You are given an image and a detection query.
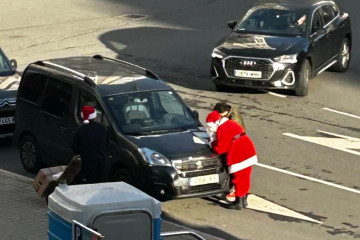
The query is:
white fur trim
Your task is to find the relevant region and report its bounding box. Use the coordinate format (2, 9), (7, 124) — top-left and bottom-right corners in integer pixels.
(88, 111), (97, 120)
(229, 155), (258, 174)
(206, 122), (216, 128)
(218, 117), (228, 126)
(83, 120), (89, 124)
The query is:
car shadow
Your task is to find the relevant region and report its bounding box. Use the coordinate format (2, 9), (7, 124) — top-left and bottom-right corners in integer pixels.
(99, 27), (217, 91)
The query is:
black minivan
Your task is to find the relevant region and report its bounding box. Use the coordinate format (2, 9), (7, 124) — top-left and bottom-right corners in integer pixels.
(14, 55), (229, 199)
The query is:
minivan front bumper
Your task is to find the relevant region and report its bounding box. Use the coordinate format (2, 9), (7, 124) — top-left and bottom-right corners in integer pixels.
(150, 164), (230, 199)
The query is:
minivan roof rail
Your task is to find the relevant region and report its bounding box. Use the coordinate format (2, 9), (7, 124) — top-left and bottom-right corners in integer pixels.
(34, 61), (96, 87)
(92, 55), (160, 80)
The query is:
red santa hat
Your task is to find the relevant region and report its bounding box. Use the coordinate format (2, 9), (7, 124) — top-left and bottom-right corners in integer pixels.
(206, 110), (221, 125)
(81, 105), (97, 124)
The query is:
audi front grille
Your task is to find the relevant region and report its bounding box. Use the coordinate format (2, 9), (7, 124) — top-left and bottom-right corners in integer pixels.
(224, 57), (274, 80)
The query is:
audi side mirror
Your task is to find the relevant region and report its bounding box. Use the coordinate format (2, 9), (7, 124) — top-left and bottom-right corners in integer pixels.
(227, 21), (237, 30)
(10, 59), (17, 71)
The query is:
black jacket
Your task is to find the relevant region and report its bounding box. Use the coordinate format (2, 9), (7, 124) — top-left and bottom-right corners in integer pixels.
(72, 121), (109, 163)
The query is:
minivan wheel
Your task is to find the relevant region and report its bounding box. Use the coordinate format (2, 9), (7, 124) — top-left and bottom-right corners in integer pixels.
(294, 60), (310, 96)
(19, 135), (43, 173)
(330, 38), (351, 72)
(111, 168), (134, 185)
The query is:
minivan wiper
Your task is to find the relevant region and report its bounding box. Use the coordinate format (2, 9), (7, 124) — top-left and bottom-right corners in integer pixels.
(126, 131), (152, 136)
(150, 128), (183, 134)
(126, 129), (184, 136)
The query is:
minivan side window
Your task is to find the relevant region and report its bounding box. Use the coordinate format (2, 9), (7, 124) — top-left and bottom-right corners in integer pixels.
(78, 91), (109, 126)
(19, 71), (47, 105)
(42, 78), (72, 118)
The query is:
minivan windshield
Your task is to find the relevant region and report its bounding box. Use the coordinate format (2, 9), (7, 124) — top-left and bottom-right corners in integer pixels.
(235, 8), (309, 36)
(104, 90), (198, 135)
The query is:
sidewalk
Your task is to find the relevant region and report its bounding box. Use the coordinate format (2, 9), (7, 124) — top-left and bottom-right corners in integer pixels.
(0, 169), (223, 240)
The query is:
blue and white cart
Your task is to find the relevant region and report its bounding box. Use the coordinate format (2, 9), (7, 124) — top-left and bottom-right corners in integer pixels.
(47, 182), (162, 240)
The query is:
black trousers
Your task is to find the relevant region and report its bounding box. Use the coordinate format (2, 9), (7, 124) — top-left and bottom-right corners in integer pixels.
(81, 160), (104, 184)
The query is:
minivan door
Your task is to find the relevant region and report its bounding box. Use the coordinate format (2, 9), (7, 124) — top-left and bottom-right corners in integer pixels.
(39, 76), (76, 165)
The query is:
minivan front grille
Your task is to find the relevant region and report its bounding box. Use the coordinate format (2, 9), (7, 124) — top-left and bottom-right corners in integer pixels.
(224, 57), (273, 80)
(172, 157), (221, 173)
(184, 169), (218, 178)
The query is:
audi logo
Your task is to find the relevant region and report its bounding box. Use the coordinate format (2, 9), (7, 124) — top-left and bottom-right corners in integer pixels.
(240, 60), (257, 66)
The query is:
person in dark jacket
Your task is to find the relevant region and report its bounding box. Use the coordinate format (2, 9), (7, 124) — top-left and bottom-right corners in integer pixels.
(72, 105), (109, 184)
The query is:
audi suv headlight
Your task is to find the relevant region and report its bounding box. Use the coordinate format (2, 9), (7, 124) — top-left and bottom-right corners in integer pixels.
(211, 48), (226, 59)
(274, 54), (298, 64)
(139, 147), (172, 166)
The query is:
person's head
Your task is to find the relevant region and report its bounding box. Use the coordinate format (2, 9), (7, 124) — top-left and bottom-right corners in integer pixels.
(81, 105), (97, 124)
(213, 102), (232, 118)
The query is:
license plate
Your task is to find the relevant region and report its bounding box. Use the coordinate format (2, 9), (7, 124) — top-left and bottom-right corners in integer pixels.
(189, 174), (219, 186)
(234, 70), (262, 79)
(0, 116), (15, 125)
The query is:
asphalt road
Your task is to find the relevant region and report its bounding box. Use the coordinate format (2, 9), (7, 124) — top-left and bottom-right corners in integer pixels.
(0, 0), (359, 239)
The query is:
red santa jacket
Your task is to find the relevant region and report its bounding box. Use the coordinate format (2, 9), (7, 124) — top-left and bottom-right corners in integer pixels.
(211, 118), (257, 174)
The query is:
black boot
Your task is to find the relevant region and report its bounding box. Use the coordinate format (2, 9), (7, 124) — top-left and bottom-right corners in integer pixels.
(242, 194), (248, 208)
(226, 197), (243, 210)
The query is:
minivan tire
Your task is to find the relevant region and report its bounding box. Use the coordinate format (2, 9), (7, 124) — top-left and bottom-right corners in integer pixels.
(330, 38), (351, 72)
(294, 60), (310, 96)
(19, 135), (43, 173)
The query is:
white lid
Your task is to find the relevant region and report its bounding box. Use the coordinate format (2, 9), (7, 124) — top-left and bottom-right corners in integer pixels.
(48, 182), (161, 224)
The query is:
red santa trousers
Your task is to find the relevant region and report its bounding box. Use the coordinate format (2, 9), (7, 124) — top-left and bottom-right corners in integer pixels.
(211, 119), (257, 198)
(228, 134), (257, 198)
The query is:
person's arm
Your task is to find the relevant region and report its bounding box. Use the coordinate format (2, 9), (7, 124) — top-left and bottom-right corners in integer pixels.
(211, 126), (232, 154)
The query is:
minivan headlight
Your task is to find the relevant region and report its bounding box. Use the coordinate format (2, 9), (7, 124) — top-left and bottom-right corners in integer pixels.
(138, 147), (172, 166)
(211, 48), (226, 59)
(274, 54), (298, 64)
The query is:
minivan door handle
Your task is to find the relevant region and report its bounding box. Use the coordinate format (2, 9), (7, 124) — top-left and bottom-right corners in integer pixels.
(60, 125), (68, 132)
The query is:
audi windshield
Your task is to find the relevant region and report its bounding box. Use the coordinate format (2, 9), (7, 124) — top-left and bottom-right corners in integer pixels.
(235, 8), (309, 36)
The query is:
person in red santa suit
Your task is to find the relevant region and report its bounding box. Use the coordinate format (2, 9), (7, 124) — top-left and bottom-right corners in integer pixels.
(211, 102), (258, 210)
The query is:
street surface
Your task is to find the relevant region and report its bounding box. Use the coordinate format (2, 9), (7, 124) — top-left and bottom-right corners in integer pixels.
(0, 0), (359, 239)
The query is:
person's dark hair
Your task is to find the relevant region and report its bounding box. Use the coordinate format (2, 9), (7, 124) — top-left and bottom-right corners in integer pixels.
(213, 102), (231, 115)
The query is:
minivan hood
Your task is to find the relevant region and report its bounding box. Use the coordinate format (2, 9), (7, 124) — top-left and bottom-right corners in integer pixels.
(217, 33), (308, 58)
(125, 131), (217, 160)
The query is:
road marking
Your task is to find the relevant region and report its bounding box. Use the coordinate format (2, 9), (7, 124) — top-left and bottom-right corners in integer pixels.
(322, 107), (360, 119)
(209, 194), (322, 224)
(257, 163), (360, 195)
(247, 194), (322, 224)
(283, 131), (360, 156)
